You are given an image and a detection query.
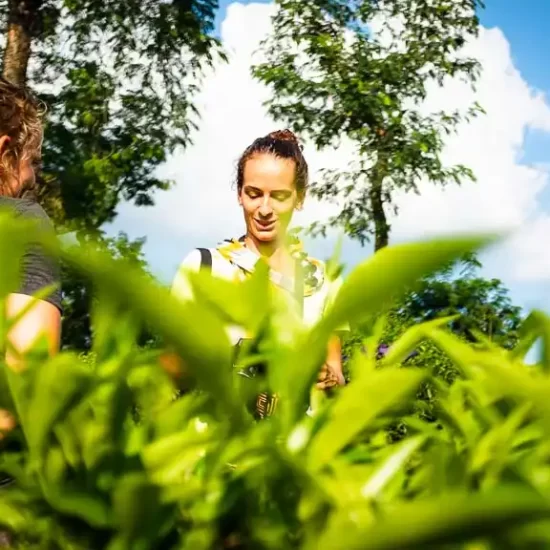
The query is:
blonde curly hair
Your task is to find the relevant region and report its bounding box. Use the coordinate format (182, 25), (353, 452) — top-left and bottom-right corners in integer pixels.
(0, 77), (45, 197)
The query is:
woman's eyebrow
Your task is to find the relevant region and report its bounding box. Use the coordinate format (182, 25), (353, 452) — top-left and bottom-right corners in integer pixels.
(244, 185), (292, 195)
(244, 185), (262, 193)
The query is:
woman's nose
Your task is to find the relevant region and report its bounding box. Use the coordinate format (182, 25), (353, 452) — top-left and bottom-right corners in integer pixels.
(258, 196), (273, 217)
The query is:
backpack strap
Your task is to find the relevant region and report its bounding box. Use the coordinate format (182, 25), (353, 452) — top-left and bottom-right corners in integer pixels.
(197, 248), (212, 274)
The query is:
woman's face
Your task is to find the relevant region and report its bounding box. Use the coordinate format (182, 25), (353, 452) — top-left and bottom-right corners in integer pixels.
(239, 153), (302, 244)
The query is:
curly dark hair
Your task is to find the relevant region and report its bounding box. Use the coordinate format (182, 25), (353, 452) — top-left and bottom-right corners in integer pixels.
(236, 129), (309, 200)
(0, 77), (45, 197)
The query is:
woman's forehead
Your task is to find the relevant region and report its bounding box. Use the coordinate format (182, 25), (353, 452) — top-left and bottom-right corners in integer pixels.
(243, 154), (296, 190)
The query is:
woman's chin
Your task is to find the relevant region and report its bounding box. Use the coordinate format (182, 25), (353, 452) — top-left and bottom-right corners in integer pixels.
(252, 229), (278, 243)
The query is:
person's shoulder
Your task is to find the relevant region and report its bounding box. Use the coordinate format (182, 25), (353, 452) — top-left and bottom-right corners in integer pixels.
(0, 197), (47, 216)
(178, 248), (203, 272)
(171, 247), (219, 300)
(0, 197), (53, 225)
(178, 246), (231, 272)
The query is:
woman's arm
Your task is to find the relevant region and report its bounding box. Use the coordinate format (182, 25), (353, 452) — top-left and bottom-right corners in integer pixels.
(6, 293), (61, 370)
(1, 202), (62, 437)
(1, 294), (61, 439)
(316, 334), (345, 389)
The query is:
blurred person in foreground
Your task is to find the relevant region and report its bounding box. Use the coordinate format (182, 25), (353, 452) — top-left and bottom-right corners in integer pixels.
(162, 129), (346, 418)
(0, 77), (62, 439)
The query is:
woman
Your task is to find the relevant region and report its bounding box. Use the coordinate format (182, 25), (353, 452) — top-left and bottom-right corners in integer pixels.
(0, 77), (62, 436)
(167, 130), (345, 413)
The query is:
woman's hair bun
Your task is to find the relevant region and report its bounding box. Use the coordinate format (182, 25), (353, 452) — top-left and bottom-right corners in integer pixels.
(267, 129), (300, 145)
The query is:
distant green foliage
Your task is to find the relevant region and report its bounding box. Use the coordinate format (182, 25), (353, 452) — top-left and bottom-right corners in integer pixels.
(61, 231), (155, 351)
(2, 213), (550, 549)
(344, 253), (522, 372)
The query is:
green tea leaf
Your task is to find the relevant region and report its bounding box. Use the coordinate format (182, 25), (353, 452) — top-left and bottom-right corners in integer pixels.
(361, 435), (427, 499)
(187, 260), (270, 331)
(59, 243), (246, 426)
(316, 486), (550, 550)
(511, 310), (550, 367)
(0, 499), (27, 530)
(39, 485), (111, 528)
(24, 353), (93, 457)
(470, 403), (531, 485)
(109, 473), (169, 550)
(381, 316), (459, 366)
(307, 368), (426, 470)
(323, 235), (498, 331)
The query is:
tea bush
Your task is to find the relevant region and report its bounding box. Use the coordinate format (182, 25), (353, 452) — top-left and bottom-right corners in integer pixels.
(1, 210), (550, 549)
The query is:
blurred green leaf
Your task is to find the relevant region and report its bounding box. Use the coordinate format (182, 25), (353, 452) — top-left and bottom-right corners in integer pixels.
(361, 435), (427, 499)
(58, 243), (247, 427)
(23, 353), (93, 457)
(307, 368), (426, 470)
(109, 473), (169, 550)
(316, 486), (550, 550)
(324, 236), (497, 330)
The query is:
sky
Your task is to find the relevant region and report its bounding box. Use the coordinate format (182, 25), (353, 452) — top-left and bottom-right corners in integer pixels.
(108, 0), (550, 317)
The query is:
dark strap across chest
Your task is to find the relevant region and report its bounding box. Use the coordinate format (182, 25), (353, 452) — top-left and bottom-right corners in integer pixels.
(197, 248), (212, 273)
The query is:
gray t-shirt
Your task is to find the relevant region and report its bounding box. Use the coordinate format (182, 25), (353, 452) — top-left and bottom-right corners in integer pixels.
(0, 197), (62, 312)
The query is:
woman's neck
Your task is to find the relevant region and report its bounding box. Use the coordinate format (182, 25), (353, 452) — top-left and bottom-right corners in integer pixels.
(244, 234), (293, 277)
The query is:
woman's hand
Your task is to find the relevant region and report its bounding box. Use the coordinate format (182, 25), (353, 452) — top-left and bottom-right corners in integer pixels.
(316, 334), (346, 390)
(316, 362), (345, 390)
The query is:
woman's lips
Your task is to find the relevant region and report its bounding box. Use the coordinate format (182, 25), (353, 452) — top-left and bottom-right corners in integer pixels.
(254, 218), (276, 230)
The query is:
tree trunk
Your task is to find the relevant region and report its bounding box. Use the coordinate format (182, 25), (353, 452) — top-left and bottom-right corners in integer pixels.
(2, 0), (42, 86)
(369, 161), (390, 251)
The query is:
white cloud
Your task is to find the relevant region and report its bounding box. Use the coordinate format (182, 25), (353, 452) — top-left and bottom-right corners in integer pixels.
(391, 27), (550, 244)
(491, 214), (550, 282)
(110, 3), (550, 287)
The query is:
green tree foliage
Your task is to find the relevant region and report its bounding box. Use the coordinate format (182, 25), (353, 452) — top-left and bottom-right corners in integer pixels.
(2, 213), (550, 549)
(389, 254), (522, 348)
(253, 0), (484, 250)
(1, 0), (224, 229)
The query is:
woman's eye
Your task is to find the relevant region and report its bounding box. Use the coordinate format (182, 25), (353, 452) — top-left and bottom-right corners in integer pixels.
(272, 193), (291, 201)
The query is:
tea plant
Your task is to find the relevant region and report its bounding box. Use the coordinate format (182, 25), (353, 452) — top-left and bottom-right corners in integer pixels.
(0, 210), (549, 549)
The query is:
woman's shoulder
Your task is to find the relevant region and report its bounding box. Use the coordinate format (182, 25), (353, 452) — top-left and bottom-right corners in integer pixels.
(177, 247), (229, 271)
(0, 197), (52, 223)
(178, 248), (203, 271)
(171, 246), (234, 300)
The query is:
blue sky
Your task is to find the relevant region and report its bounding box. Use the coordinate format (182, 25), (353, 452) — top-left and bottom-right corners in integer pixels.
(481, 0), (550, 167)
(111, 0), (550, 317)
(478, 0), (550, 313)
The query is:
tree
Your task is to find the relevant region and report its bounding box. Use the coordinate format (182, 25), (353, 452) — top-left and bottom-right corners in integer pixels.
(1, 0), (223, 230)
(253, 0), (484, 250)
(346, 254), (522, 362)
(391, 260), (521, 350)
